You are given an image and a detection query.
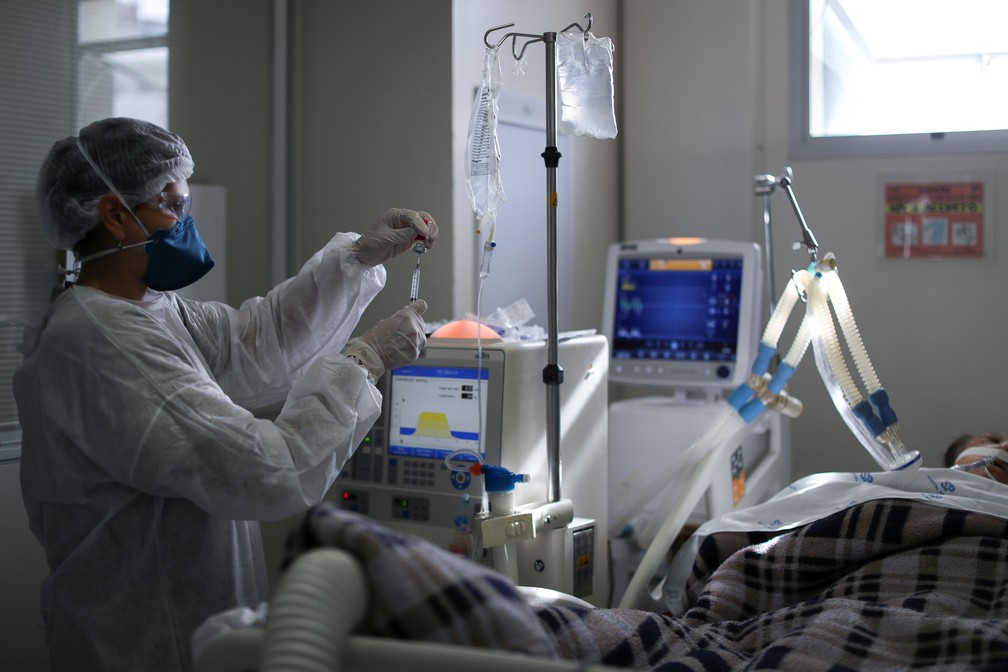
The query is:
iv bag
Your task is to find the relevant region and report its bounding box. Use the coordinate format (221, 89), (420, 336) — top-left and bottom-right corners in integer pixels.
(466, 46), (506, 234)
(557, 31), (618, 140)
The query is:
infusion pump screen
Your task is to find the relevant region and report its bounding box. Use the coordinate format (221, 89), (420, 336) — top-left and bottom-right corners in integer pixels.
(387, 364), (489, 461)
(612, 256), (744, 362)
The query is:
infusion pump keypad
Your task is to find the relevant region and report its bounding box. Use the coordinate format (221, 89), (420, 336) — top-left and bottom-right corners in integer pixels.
(336, 422), (480, 528)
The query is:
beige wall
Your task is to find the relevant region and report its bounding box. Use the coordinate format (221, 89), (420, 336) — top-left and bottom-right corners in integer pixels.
(289, 0), (455, 333)
(170, 0), (274, 306)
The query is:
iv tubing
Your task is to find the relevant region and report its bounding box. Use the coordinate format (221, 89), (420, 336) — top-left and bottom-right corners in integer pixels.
(474, 272), (491, 518)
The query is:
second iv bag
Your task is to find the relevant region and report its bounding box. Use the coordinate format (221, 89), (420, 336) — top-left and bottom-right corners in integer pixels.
(557, 30), (618, 140)
(466, 46), (506, 234)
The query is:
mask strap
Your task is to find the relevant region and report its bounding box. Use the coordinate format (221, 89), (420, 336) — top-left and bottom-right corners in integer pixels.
(75, 239), (149, 266)
(75, 138), (152, 239)
(958, 445), (1008, 463)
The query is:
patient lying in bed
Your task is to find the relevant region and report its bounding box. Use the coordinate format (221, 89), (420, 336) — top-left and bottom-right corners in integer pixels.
(945, 432), (1008, 483)
(277, 468), (1008, 671)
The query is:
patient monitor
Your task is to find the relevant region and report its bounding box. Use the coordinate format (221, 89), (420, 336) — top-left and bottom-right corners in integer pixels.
(603, 238), (761, 390)
(601, 238), (791, 605)
(335, 335), (610, 606)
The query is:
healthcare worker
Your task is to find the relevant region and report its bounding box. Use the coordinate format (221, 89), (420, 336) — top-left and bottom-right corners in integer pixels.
(14, 117), (437, 672)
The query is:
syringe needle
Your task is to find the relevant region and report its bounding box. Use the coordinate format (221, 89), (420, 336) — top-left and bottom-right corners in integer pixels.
(410, 234), (426, 303)
(409, 256), (421, 303)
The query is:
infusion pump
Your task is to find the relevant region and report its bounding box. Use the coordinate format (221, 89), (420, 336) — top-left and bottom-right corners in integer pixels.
(332, 335), (610, 606)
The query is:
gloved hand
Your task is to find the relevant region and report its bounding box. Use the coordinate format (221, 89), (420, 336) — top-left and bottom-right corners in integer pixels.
(352, 208), (438, 266)
(342, 300), (428, 381)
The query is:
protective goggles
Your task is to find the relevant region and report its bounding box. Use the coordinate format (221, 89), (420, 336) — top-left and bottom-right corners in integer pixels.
(141, 191), (192, 221)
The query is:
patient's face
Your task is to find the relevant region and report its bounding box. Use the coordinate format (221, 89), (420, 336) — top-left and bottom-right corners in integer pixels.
(954, 433), (1008, 484)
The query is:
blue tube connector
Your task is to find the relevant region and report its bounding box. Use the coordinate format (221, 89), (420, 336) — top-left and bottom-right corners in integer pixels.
(727, 382), (755, 411)
(751, 342), (776, 377)
(869, 388), (898, 428)
(729, 342), (777, 411)
(738, 397), (767, 423)
(852, 399), (886, 438)
(470, 464), (529, 493)
(767, 362), (796, 395)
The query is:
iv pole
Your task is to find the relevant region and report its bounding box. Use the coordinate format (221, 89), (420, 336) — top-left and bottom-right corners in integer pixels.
(484, 14), (593, 506)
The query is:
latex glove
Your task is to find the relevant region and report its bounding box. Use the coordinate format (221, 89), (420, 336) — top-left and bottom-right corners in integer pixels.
(352, 208), (438, 266)
(342, 300), (428, 381)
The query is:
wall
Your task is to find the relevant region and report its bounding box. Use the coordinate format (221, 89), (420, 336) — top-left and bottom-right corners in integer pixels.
(170, 0), (274, 306)
(0, 462), (48, 670)
(621, 0), (1008, 478)
(288, 0), (454, 333)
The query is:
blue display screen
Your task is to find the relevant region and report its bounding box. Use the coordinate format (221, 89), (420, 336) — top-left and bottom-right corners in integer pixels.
(387, 364), (489, 460)
(611, 256), (744, 363)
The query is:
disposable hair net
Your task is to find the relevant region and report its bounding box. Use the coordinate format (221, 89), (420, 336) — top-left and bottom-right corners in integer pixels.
(35, 117), (195, 250)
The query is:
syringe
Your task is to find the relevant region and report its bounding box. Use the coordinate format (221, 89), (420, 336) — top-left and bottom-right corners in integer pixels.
(409, 236), (426, 302)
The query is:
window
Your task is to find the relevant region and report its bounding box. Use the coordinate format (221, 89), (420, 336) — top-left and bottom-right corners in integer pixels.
(0, 0), (168, 461)
(790, 0), (1008, 157)
(78, 0), (169, 128)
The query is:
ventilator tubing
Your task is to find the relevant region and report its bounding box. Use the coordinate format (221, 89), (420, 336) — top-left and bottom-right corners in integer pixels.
(806, 270), (919, 471)
(609, 296), (807, 543)
(619, 262), (920, 609)
(611, 396), (736, 541)
(259, 549), (366, 672)
(760, 269), (813, 357)
(618, 401), (749, 609)
(727, 269), (813, 424)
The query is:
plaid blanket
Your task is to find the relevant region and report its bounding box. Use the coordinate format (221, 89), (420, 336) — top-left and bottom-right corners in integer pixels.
(282, 499), (1008, 670)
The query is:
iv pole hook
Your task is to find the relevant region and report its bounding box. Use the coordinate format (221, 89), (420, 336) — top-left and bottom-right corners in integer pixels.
(484, 23), (515, 49)
(561, 12), (593, 35)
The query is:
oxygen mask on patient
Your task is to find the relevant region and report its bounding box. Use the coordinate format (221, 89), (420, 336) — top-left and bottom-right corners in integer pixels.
(952, 440), (1008, 484)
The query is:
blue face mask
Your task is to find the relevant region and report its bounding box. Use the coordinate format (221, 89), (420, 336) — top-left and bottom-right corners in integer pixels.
(75, 212), (215, 292)
(141, 214), (215, 291)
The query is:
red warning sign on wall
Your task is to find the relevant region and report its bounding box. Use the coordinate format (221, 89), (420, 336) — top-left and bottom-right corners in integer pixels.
(883, 180), (985, 258)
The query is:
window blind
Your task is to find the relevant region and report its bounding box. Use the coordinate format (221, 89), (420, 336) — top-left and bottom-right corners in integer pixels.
(0, 1), (77, 438)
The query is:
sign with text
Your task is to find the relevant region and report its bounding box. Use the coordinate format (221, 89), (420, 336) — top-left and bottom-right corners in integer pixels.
(883, 180), (985, 258)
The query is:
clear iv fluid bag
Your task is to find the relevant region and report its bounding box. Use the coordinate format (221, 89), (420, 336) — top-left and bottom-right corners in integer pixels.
(557, 31), (618, 140)
(466, 46), (506, 233)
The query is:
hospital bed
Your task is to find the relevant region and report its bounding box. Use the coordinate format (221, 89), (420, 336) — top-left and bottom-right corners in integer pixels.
(194, 467), (1008, 671)
(194, 546), (621, 672)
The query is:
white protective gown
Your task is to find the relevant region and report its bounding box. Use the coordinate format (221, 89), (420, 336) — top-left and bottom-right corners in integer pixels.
(14, 232), (384, 672)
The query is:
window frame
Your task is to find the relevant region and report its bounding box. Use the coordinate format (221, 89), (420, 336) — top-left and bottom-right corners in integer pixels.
(788, 0), (1008, 159)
